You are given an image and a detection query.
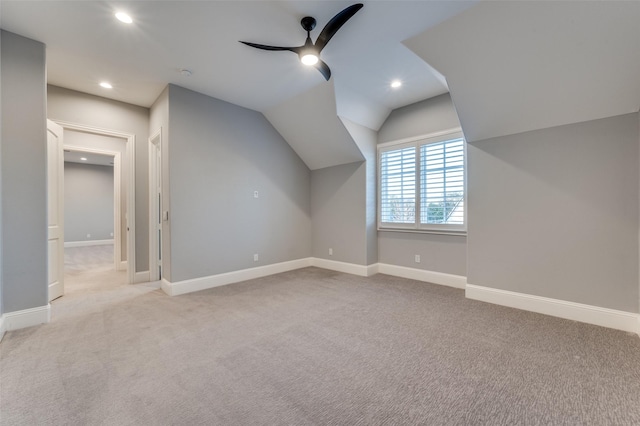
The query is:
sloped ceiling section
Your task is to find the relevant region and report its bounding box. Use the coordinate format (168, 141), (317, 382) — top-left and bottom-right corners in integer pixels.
(333, 82), (391, 132)
(405, 1), (640, 143)
(263, 81), (364, 170)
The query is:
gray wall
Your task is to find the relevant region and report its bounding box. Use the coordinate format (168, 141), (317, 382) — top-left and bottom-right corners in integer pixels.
(311, 162), (367, 265)
(64, 162), (114, 242)
(378, 93), (462, 144)
(377, 93), (467, 276)
(47, 85), (149, 272)
(0, 31), (48, 312)
(467, 113), (639, 313)
(310, 117), (380, 267)
(340, 118), (378, 265)
(166, 84), (311, 282)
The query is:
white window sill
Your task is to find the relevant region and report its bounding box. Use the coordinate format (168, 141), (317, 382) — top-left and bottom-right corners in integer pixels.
(378, 227), (467, 237)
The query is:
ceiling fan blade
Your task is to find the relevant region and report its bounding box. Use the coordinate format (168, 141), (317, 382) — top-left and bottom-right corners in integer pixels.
(315, 3), (363, 53)
(239, 41), (300, 53)
(314, 59), (331, 81)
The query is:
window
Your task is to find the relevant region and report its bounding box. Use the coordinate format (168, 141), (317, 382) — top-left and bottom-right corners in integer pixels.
(378, 130), (466, 234)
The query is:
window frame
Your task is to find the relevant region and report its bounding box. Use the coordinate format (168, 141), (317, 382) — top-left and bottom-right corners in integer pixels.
(377, 128), (467, 235)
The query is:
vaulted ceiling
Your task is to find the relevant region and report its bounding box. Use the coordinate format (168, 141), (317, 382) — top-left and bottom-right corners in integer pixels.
(2, 1), (639, 169)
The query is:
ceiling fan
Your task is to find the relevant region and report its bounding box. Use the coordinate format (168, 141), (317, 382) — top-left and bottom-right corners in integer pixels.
(239, 3), (364, 81)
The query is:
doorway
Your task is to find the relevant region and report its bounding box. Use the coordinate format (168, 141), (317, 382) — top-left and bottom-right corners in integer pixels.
(48, 120), (136, 301)
(63, 147), (121, 269)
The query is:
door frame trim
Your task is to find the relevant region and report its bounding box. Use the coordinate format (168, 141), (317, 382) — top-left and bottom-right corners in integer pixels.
(54, 120), (136, 285)
(47, 120), (65, 301)
(148, 128), (162, 282)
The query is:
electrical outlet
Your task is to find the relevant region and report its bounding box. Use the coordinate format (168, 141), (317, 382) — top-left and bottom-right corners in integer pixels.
(415, 254), (421, 263)
(86, 233), (91, 239)
(254, 253), (259, 262)
(110, 232), (114, 237)
(254, 191), (259, 198)
(329, 248), (333, 256)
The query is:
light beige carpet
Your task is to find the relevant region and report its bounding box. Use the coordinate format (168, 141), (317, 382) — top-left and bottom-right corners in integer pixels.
(1, 251), (640, 425)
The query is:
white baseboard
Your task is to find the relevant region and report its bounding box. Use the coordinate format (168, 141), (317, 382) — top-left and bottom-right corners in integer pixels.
(162, 258), (314, 296)
(161, 258), (464, 297)
(311, 258), (378, 277)
(117, 260), (127, 271)
(466, 284), (640, 334)
(64, 239), (114, 248)
(377, 263), (466, 289)
(134, 270), (150, 284)
(0, 315), (5, 343)
(2, 304), (51, 332)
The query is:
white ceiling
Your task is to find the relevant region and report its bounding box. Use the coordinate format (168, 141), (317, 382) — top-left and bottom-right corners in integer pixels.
(264, 81), (363, 170)
(0, 0), (475, 122)
(4, 1), (638, 168)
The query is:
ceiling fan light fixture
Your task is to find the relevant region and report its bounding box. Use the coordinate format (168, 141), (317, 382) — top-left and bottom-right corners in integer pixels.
(301, 53), (319, 66)
(240, 3), (363, 81)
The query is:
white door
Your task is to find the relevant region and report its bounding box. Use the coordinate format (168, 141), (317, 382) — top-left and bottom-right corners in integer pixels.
(149, 131), (162, 281)
(47, 120), (64, 301)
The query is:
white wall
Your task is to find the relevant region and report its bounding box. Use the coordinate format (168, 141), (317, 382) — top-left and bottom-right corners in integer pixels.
(164, 85), (311, 282)
(377, 93), (467, 276)
(467, 113), (639, 313)
(64, 162), (114, 243)
(47, 85), (149, 272)
(0, 31), (48, 313)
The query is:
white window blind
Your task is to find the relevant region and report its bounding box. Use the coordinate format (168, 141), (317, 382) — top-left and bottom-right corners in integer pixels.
(420, 138), (465, 225)
(378, 130), (466, 233)
(380, 147), (415, 224)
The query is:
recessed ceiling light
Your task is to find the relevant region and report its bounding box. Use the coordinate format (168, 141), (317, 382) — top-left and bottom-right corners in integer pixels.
(179, 69), (193, 77)
(80, 157), (88, 161)
(99, 82), (113, 89)
(391, 80), (402, 89)
(115, 12), (133, 24)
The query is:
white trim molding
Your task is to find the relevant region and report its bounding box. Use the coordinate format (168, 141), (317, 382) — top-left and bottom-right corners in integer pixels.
(466, 284), (640, 334)
(160, 259), (466, 297)
(2, 304), (51, 332)
(64, 239), (114, 248)
(161, 258), (314, 296)
(311, 258), (378, 277)
(134, 270), (150, 284)
(55, 120), (136, 285)
(0, 316), (5, 342)
(377, 263), (466, 289)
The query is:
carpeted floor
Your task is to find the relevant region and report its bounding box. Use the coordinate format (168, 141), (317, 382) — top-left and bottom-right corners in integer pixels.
(1, 249), (640, 425)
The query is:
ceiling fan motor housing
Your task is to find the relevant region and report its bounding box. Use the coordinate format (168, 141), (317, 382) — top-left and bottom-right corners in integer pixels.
(301, 16), (316, 32)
